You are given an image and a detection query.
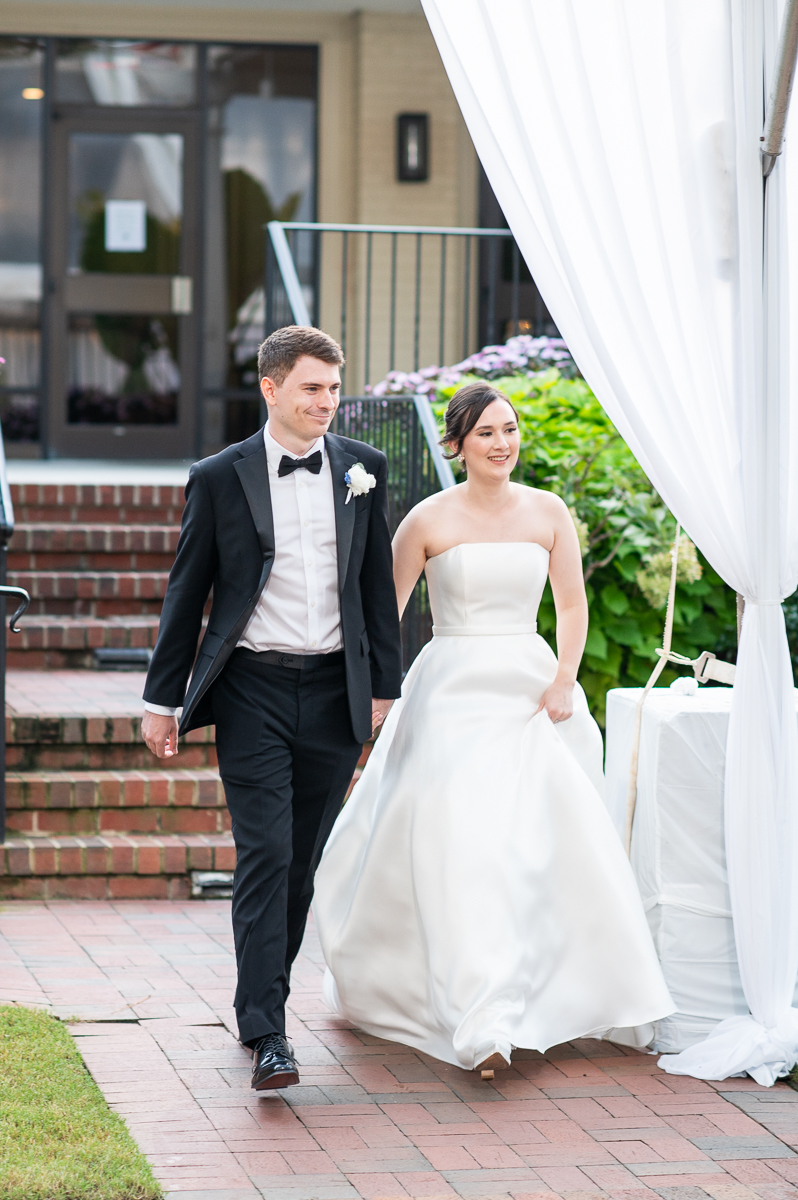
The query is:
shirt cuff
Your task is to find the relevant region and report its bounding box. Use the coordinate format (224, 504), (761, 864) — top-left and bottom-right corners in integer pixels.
(143, 702), (179, 717)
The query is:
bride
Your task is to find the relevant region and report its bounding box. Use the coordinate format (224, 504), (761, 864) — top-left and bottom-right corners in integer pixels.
(313, 383), (673, 1075)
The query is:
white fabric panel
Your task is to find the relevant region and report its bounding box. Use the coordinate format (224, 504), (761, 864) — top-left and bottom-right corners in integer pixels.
(606, 688), (798, 1054)
(420, 0), (798, 1082)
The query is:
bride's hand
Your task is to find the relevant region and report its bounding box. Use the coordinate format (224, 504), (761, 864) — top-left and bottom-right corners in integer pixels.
(536, 678), (574, 724)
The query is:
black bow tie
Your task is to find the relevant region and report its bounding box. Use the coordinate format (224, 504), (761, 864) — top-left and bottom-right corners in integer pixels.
(277, 451), (323, 478)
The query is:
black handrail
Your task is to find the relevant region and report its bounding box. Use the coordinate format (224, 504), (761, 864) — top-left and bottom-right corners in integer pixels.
(1, 588), (31, 634)
(0, 432), (30, 844)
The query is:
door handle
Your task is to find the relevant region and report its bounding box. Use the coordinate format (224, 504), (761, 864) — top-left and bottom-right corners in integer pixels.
(171, 277), (193, 314)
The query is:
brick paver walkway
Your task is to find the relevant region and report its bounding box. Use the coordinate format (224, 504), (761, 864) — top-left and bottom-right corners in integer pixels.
(2, 900), (797, 1200)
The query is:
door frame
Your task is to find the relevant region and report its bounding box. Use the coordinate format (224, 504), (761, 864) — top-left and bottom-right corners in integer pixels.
(45, 105), (201, 459)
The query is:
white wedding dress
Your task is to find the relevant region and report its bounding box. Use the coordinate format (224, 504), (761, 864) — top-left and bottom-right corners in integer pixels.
(313, 542), (673, 1069)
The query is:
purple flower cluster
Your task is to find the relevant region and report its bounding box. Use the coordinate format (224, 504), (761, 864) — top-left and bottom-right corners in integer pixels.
(366, 335), (575, 397)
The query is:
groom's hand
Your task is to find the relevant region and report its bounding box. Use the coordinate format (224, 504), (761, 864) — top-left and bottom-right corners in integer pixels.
(142, 711), (180, 758)
(371, 699), (393, 734)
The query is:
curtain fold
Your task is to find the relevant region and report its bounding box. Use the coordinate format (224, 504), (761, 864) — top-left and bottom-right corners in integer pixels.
(420, 0), (798, 1083)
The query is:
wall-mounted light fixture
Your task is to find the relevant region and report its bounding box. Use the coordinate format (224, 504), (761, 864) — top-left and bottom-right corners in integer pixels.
(397, 113), (429, 182)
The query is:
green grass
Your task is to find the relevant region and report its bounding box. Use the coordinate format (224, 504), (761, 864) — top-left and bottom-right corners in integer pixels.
(0, 1005), (162, 1200)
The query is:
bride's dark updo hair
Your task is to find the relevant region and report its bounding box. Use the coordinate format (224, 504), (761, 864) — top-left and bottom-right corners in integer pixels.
(441, 383), (519, 459)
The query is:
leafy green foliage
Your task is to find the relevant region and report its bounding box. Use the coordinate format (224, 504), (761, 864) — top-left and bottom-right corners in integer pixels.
(433, 369), (738, 726)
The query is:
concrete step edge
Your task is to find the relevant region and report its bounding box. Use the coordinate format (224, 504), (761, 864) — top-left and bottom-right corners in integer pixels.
(11, 617), (162, 651)
(6, 716), (215, 746)
(1, 833), (235, 878)
(10, 484), (186, 504)
(7, 769), (224, 810)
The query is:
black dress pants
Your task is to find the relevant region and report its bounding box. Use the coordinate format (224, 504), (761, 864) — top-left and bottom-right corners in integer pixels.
(212, 649), (362, 1047)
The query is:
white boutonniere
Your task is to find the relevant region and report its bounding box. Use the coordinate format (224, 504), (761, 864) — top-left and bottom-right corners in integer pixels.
(344, 462), (376, 505)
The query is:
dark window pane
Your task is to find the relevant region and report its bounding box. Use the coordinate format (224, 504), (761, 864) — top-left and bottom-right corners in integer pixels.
(0, 37), (44, 441)
(67, 313), (179, 425)
(207, 45), (316, 104)
(68, 131), (183, 274)
(225, 397), (261, 444)
(55, 40), (196, 107)
(204, 44), (317, 446)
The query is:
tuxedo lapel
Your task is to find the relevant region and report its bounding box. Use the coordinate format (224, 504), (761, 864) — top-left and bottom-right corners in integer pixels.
(234, 431), (275, 568)
(325, 434), (358, 594)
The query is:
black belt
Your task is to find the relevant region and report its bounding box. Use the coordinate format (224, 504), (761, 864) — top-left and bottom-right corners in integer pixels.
(235, 647), (345, 670)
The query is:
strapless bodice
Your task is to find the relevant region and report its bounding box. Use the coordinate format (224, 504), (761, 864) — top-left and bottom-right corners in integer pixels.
(424, 542), (550, 635)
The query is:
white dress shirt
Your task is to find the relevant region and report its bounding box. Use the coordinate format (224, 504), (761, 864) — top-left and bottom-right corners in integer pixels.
(144, 423), (342, 716)
(239, 424), (342, 655)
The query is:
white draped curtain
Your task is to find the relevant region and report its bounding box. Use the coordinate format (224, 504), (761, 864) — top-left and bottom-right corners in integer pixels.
(420, 0), (798, 1084)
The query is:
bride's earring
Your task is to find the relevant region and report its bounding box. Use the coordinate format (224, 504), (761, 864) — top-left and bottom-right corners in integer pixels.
(457, 454), (465, 465)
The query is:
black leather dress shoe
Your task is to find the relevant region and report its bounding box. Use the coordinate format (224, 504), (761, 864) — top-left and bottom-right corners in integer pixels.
(250, 1033), (300, 1090)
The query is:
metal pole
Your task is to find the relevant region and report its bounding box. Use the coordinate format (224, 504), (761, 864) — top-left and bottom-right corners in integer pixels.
(413, 232), (422, 371)
(364, 232), (373, 388)
(463, 236), (472, 358)
(438, 234), (447, 367)
(266, 222), (311, 326)
(389, 233), (398, 372)
(39, 39), (55, 458)
(511, 241), (520, 338)
(265, 233), (275, 337)
(762, 0), (798, 176)
(0, 542), (6, 844)
(340, 231), (348, 392)
(413, 395), (456, 490)
(194, 42), (208, 461)
(487, 237), (498, 344)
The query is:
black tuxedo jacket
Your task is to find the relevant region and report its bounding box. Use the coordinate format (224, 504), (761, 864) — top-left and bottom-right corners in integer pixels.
(143, 428), (403, 744)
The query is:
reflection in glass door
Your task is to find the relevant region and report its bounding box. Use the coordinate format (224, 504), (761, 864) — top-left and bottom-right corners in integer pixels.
(47, 111), (198, 457)
(67, 131), (182, 426)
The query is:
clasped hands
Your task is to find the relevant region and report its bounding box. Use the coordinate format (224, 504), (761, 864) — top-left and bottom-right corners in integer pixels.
(142, 698), (395, 760)
(371, 698), (393, 734)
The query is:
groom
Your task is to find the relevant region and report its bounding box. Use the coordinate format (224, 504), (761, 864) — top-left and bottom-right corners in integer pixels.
(141, 325), (402, 1089)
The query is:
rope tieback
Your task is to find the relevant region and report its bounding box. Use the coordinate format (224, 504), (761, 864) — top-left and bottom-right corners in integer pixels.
(624, 525), (737, 855)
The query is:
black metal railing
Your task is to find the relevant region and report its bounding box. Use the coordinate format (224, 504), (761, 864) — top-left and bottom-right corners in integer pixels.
(266, 222), (501, 672)
(332, 396), (442, 672)
(0, 432), (30, 843)
(264, 221), (521, 396)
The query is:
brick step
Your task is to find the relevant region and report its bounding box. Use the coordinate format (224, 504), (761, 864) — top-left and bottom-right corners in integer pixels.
(10, 571), (169, 600)
(7, 712), (216, 771)
(9, 553), (175, 573)
(7, 616), (161, 669)
(0, 832), (235, 900)
(10, 524), (180, 552)
(19, 598), (163, 618)
(10, 572), (167, 618)
(6, 769), (227, 836)
(10, 483), (185, 526)
(8, 523), (179, 572)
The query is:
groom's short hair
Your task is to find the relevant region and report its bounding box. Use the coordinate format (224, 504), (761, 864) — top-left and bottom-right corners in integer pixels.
(258, 326), (345, 385)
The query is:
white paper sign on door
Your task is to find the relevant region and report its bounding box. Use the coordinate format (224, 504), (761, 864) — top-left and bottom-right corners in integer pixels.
(105, 200), (147, 252)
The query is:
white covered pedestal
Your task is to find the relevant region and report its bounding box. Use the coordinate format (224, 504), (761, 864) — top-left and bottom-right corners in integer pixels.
(605, 687), (798, 1054)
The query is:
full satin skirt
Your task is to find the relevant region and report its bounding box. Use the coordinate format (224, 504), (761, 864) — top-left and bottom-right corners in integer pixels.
(313, 630), (674, 1070)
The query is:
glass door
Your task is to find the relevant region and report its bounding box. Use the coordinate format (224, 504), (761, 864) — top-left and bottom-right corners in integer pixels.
(46, 109), (199, 457)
